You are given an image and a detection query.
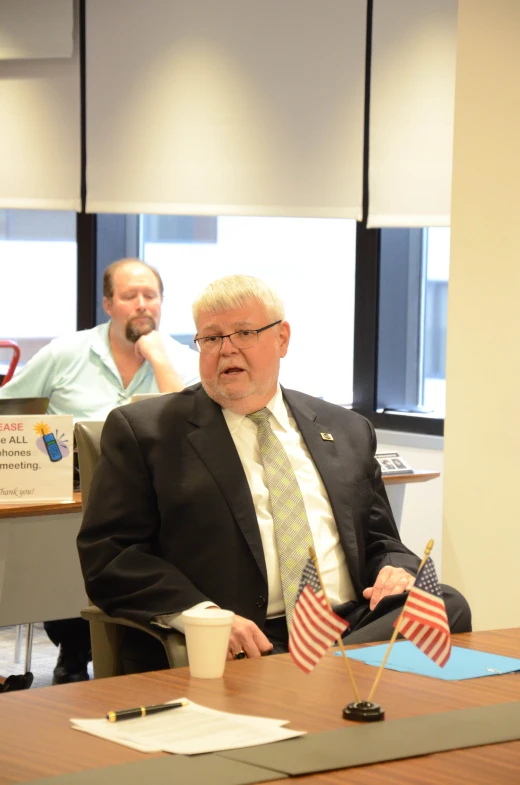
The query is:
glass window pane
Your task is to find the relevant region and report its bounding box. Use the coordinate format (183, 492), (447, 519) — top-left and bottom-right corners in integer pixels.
(376, 226), (449, 420)
(422, 227), (449, 417)
(140, 216), (356, 405)
(0, 210), (77, 378)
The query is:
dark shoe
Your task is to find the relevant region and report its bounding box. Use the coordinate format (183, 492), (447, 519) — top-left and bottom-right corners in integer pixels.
(52, 650), (89, 685)
(0, 672), (33, 692)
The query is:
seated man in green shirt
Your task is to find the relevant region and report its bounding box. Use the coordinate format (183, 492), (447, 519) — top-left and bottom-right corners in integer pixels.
(1, 259), (200, 418)
(0, 258), (199, 683)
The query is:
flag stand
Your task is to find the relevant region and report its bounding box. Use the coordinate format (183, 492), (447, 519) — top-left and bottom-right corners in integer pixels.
(364, 539), (435, 707)
(308, 548), (363, 707)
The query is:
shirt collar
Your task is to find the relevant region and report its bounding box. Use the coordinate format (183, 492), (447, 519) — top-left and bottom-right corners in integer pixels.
(90, 321), (113, 361)
(222, 385), (290, 435)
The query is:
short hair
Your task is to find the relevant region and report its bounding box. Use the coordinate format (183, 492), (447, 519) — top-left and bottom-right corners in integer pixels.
(192, 274), (285, 324)
(103, 259), (164, 299)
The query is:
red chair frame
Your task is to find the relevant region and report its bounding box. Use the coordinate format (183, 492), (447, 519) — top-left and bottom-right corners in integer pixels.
(0, 340), (21, 386)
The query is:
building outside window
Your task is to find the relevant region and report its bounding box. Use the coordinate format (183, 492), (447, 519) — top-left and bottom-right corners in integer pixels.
(0, 210), (77, 379)
(138, 215), (357, 406)
(377, 227), (449, 421)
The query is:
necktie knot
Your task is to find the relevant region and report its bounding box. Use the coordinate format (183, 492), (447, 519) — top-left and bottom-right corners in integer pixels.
(247, 408), (271, 427)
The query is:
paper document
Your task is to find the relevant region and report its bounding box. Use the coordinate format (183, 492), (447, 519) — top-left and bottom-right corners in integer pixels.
(337, 642), (520, 680)
(71, 698), (305, 755)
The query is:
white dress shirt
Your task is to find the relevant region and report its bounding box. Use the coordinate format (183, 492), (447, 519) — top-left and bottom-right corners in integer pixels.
(159, 386), (356, 632)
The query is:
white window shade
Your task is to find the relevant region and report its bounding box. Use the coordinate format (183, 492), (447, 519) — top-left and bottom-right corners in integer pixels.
(0, 11), (80, 210)
(0, 0), (74, 60)
(86, 0), (366, 218)
(368, 0), (457, 228)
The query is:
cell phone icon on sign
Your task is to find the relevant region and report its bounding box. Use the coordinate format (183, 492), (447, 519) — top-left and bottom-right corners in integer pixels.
(43, 432), (63, 462)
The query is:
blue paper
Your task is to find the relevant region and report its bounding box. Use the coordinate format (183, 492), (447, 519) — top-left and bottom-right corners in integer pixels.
(334, 641), (520, 680)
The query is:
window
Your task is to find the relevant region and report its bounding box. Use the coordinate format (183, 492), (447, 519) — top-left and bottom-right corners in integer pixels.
(376, 227), (449, 421)
(0, 210), (77, 376)
(138, 215), (357, 405)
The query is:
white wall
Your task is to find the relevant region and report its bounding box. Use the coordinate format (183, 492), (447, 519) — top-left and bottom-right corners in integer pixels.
(443, 0), (520, 631)
(376, 430), (444, 573)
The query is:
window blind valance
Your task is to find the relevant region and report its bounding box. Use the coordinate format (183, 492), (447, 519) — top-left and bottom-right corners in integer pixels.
(86, 0), (366, 218)
(368, 0), (457, 228)
(0, 2), (80, 210)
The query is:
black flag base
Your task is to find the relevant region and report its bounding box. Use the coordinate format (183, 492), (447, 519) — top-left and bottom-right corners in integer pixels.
(343, 700), (384, 722)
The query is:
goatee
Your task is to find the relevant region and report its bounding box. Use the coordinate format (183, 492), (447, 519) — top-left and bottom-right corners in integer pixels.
(125, 316), (156, 344)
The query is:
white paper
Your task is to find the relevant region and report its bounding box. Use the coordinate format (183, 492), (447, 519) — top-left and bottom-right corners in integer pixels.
(71, 698), (305, 755)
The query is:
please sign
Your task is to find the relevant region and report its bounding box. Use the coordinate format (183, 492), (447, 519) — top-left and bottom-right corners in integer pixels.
(0, 415), (74, 502)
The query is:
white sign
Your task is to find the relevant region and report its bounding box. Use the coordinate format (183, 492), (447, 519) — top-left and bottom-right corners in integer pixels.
(0, 415), (74, 502)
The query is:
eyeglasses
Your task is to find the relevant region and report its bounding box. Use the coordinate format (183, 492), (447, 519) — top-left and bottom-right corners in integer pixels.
(194, 320), (282, 354)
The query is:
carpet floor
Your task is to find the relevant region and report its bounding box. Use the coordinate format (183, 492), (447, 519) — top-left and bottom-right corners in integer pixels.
(0, 623), (93, 689)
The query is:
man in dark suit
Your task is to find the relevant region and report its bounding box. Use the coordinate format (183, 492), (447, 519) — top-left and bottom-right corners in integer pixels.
(78, 275), (470, 673)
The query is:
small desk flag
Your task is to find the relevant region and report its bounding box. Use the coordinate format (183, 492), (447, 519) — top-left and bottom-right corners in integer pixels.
(289, 558), (347, 674)
(396, 557), (451, 667)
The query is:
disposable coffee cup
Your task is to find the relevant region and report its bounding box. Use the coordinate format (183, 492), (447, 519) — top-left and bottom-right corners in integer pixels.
(181, 608), (234, 678)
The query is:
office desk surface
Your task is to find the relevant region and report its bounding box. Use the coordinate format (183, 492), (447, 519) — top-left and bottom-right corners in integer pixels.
(0, 492), (86, 626)
(0, 473), (438, 519)
(0, 629), (518, 785)
(0, 492), (82, 519)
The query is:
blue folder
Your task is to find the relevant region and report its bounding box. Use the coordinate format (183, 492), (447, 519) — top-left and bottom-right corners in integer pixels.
(334, 641), (520, 680)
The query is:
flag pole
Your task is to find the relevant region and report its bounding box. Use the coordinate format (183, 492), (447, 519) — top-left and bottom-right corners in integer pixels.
(366, 539), (435, 704)
(308, 547), (361, 703)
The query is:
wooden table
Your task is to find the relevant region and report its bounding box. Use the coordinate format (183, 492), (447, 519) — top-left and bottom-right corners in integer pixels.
(0, 628), (518, 784)
(382, 470), (439, 528)
(0, 492), (87, 628)
(0, 492), (82, 519)
(0, 472), (438, 629)
(383, 470), (439, 487)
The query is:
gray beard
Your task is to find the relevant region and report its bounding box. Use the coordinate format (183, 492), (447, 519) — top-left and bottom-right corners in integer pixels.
(125, 317), (156, 344)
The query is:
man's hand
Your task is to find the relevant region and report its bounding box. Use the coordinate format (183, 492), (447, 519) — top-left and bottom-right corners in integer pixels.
(134, 330), (167, 364)
(134, 330), (185, 392)
(362, 566), (415, 611)
(226, 615), (273, 660)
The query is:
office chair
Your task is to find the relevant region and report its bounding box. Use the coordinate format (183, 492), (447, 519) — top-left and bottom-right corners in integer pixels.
(0, 397), (49, 415)
(74, 420), (188, 678)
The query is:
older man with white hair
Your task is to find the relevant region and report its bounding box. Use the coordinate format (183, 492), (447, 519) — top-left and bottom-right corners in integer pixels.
(78, 274), (470, 674)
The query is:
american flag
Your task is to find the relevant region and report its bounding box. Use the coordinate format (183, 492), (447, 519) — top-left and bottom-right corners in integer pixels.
(396, 557), (451, 667)
(289, 558), (348, 674)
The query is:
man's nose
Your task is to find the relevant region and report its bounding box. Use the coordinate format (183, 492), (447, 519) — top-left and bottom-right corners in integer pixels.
(219, 335), (239, 354)
(135, 294), (146, 309)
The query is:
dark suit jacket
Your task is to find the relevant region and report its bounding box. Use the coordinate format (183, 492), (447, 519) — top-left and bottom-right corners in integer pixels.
(77, 384), (420, 631)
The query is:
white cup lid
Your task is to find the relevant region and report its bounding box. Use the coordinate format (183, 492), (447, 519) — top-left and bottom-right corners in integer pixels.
(181, 608), (234, 626)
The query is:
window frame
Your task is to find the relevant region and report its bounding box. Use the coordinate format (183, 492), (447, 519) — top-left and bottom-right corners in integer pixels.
(73, 0), (443, 437)
(351, 0), (443, 437)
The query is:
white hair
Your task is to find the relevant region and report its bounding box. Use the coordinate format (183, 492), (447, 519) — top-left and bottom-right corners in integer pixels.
(192, 274), (285, 323)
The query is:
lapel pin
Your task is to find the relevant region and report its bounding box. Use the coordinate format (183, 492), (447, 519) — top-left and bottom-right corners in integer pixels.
(320, 433), (334, 441)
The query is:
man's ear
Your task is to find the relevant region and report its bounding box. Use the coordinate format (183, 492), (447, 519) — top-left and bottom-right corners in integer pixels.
(103, 296), (112, 318)
(278, 321), (291, 358)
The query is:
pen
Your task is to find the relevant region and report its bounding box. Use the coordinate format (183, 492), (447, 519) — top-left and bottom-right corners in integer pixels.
(106, 699), (189, 722)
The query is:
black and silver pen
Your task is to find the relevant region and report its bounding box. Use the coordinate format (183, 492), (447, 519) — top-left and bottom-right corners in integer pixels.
(106, 699), (189, 722)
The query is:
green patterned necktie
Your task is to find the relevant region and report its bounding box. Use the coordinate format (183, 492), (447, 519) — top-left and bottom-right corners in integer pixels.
(247, 407), (315, 629)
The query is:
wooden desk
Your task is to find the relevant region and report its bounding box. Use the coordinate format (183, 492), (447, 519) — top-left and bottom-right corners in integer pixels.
(0, 471), (438, 629)
(383, 470), (439, 486)
(0, 629), (518, 784)
(0, 493), (87, 627)
(0, 473), (436, 517)
(383, 470), (440, 529)
(0, 493), (82, 519)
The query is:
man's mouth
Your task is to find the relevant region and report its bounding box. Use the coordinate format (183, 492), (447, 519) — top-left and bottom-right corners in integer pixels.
(131, 314), (153, 323)
(221, 367), (244, 375)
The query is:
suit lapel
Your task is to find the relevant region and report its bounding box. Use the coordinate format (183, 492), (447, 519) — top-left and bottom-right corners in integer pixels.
(282, 389), (361, 586)
(186, 388), (267, 582)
